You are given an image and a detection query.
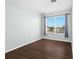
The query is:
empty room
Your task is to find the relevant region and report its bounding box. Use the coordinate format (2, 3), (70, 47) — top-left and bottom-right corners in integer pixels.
(5, 0), (72, 59)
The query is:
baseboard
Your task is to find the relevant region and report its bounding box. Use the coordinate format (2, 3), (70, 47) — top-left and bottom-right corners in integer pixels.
(5, 38), (42, 53)
(5, 37), (71, 53)
(43, 37), (72, 43)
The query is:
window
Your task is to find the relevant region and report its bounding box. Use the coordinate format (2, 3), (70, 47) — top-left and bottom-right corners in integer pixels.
(45, 15), (65, 35)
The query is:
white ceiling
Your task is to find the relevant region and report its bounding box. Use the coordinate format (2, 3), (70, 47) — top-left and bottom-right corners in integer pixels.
(6, 0), (72, 14)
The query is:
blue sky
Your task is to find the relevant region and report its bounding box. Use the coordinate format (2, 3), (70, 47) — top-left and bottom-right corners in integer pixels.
(47, 15), (65, 27)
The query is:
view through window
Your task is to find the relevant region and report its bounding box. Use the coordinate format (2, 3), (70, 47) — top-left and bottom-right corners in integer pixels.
(46, 15), (65, 35)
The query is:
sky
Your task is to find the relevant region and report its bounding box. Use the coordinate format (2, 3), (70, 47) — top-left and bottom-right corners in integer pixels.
(47, 15), (65, 27)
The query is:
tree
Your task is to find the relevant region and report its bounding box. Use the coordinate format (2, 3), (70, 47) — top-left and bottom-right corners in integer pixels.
(47, 26), (54, 32)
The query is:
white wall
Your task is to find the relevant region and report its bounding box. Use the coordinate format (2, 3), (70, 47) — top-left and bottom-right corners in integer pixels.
(5, 4), (41, 52)
(41, 10), (72, 42)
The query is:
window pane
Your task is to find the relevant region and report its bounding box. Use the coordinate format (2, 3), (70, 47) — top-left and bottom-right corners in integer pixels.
(46, 15), (65, 34)
(55, 15), (65, 33)
(47, 17), (56, 34)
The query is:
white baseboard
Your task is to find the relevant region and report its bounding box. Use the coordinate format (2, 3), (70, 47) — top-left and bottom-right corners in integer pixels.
(5, 37), (71, 53)
(43, 37), (72, 43)
(5, 38), (42, 53)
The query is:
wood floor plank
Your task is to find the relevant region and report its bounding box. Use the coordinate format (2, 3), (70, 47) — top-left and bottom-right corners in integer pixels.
(5, 39), (72, 59)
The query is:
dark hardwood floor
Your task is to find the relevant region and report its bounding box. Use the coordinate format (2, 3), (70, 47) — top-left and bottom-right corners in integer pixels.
(5, 39), (72, 59)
